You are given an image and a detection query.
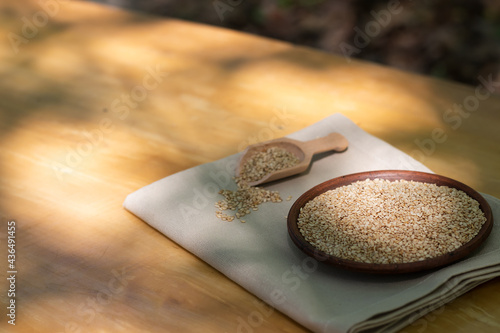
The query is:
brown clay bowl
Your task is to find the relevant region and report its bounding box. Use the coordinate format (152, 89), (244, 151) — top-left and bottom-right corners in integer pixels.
(287, 170), (493, 274)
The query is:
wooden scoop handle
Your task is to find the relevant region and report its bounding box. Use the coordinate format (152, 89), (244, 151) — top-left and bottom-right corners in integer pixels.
(300, 132), (349, 156)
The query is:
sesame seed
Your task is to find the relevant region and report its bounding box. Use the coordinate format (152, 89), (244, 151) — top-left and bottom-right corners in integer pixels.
(214, 147), (297, 223)
(297, 178), (487, 264)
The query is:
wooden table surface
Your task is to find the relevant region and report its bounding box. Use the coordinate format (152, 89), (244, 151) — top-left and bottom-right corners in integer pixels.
(1, 1), (499, 332)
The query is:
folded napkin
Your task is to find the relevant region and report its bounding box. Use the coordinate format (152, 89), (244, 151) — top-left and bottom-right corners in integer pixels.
(123, 114), (500, 333)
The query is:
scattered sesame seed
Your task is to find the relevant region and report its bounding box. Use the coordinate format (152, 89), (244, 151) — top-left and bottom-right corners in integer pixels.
(215, 147), (297, 223)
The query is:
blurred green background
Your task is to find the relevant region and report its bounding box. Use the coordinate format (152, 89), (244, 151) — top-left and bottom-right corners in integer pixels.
(91, 0), (500, 88)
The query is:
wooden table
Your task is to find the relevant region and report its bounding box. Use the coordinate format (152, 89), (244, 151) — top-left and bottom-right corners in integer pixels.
(1, 1), (499, 332)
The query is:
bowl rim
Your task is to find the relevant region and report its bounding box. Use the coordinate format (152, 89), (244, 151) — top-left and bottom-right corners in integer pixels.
(287, 170), (494, 274)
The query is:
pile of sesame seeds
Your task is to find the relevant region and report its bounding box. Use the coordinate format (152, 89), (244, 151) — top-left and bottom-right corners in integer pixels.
(215, 147), (298, 222)
(238, 147), (300, 183)
(297, 178), (487, 264)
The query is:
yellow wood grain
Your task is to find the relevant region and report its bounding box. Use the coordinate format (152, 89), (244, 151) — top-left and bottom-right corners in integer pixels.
(1, 1), (499, 332)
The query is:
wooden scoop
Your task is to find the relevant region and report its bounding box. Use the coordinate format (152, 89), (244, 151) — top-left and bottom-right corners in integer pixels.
(236, 133), (348, 186)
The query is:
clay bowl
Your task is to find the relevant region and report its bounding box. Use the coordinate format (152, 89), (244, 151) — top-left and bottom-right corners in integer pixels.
(287, 170), (493, 274)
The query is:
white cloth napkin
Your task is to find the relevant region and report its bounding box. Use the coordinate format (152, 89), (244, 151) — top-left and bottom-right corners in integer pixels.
(123, 114), (500, 333)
